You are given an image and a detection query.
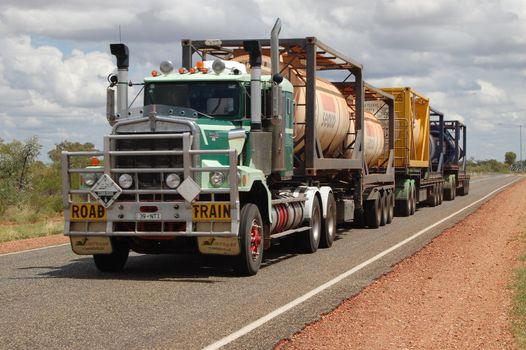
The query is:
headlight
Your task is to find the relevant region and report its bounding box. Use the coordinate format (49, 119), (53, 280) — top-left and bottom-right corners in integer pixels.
(83, 173), (96, 186)
(160, 60), (174, 75)
(165, 173), (181, 189)
(118, 174), (133, 189)
(209, 171), (225, 187)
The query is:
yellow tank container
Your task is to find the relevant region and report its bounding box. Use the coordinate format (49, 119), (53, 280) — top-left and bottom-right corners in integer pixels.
(381, 87), (430, 168)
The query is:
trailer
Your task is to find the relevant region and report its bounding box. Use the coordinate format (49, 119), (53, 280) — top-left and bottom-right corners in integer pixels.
(60, 20), (396, 275)
(379, 87), (445, 216)
(430, 108), (470, 198)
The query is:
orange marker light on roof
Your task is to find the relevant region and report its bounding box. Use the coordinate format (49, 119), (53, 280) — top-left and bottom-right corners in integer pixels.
(201, 67), (208, 74)
(151, 70), (159, 77)
(189, 68), (196, 74)
(196, 61), (204, 69)
(90, 157), (100, 166)
(178, 67), (186, 74)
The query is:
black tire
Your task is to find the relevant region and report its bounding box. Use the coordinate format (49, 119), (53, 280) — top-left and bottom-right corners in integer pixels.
(444, 176), (455, 201)
(409, 182), (416, 215)
(451, 177), (456, 200)
(320, 193), (336, 248)
(93, 240), (129, 272)
(438, 182), (443, 205)
(386, 192), (394, 224)
(380, 192), (388, 226)
(427, 185), (436, 207)
(396, 198), (411, 217)
(459, 180), (469, 196)
(234, 203), (264, 276)
(300, 198), (321, 253)
(365, 196), (382, 229)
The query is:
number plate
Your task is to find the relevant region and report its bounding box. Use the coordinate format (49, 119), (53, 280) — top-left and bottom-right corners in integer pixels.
(192, 202), (231, 221)
(70, 204), (106, 221)
(136, 212), (162, 220)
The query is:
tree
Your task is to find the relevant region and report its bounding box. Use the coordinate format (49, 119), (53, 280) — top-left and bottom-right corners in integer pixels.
(0, 137), (41, 213)
(48, 140), (96, 164)
(505, 151), (517, 166)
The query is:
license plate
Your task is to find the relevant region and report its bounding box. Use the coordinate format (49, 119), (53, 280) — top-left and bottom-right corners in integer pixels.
(136, 212), (162, 220)
(192, 202), (231, 221)
(70, 204), (106, 221)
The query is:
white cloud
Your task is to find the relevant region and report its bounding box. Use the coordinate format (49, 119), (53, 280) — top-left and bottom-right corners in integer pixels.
(0, 0), (524, 161)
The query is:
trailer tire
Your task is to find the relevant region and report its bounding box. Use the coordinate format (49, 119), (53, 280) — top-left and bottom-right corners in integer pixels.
(300, 198), (321, 253)
(233, 203), (264, 276)
(396, 199), (411, 217)
(365, 197), (382, 229)
(409, 182), (416, 215)
(386, 192), (394, 224)
(320, 193), (336, 248)
(380, 192), (388, 226)
(438, 182), (443, 204)
(459, 180), (469, 196)
(93, 241), (129, 272)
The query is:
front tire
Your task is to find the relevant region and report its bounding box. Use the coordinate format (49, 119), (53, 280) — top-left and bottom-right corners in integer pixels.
(234, 203), (264, 276)
(93, 240), (129, 272)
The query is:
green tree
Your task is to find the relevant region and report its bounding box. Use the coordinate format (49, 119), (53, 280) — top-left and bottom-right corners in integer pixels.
(48, 140), (96, 165)
(0, 137), (42, 213)
(505, 151), (517, 166)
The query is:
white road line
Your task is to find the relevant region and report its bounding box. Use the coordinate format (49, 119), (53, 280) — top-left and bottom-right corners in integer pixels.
(0, 243), (69, 257)
(202, 177), (520, 350)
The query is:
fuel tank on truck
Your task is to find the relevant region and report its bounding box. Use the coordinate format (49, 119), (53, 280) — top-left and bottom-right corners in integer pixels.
(232, 54), (385, 167)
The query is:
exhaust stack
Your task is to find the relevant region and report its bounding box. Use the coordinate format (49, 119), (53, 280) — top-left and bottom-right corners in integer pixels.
(110, 43), (129, 120)
(243, 40), (262, 131)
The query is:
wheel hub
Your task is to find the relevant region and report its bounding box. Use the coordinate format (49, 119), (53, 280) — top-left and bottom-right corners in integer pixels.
(250, 221), (262, 259)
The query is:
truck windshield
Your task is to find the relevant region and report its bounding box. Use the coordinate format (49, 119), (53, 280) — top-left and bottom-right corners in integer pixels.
(144, 82), (240, 117)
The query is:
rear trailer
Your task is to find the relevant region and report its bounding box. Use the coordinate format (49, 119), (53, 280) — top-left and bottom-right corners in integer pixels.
(430, 108), (470, 198)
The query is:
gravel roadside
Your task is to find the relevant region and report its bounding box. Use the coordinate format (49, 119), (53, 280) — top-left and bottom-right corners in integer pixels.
(275, 179), (525, 350)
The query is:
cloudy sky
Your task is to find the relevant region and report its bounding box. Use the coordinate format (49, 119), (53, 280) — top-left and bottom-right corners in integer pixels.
(0, 0), (525, 161)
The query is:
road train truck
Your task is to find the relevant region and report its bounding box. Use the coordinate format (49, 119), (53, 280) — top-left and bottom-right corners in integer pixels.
(61, 20), (397, 275)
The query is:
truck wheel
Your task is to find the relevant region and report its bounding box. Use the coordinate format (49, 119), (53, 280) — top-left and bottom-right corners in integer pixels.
(386, 192), (394, 224)
(396, 199), (411, 217)
(459, 180), (469, 196)
(93, 240), (129, 272)
(451, 177), (456, 200)
(300, 198), (321, 253)
(380, 192), (388, 226)
(320, 193), (336, 248)
(409, 182), (416, 215)
(444, 175), (455, 201)
(234, 203), (264, 276)
(438, 183), (443, 205)
(365, 196), (382, 229)
(427, 185), (437, 207)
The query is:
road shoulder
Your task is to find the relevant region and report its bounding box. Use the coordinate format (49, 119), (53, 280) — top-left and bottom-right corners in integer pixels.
(276, 179), (525, 350)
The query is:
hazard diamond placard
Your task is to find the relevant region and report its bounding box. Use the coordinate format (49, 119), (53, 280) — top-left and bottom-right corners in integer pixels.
(90, 174), (122, 208)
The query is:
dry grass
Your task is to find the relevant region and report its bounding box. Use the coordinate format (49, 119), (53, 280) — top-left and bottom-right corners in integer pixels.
(512, 224), (526, 348)
(0, 205), (63, 242)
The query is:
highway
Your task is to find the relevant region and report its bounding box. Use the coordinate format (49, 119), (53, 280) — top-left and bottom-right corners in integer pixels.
(0, 174), (519, 350)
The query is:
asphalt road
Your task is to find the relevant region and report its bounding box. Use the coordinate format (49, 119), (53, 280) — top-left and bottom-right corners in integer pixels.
(0, 174), (519, 350)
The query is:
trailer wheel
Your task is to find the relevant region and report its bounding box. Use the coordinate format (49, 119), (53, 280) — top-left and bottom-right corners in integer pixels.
(93, 240), (129, 272)
(409, 182), (416, 215)
(444, 175), (456, 201)
(428, 185), (438, 207)
(380, 192), (388, 226)
(234, 203), (264, 276)
(320, 193), (336, 248)
(386, 192), (394, 224)
(459, 180), (469, 196)
(438, 182), (443, 205)
(365, 196), (382, 229)
(300, 198), (321, 253)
